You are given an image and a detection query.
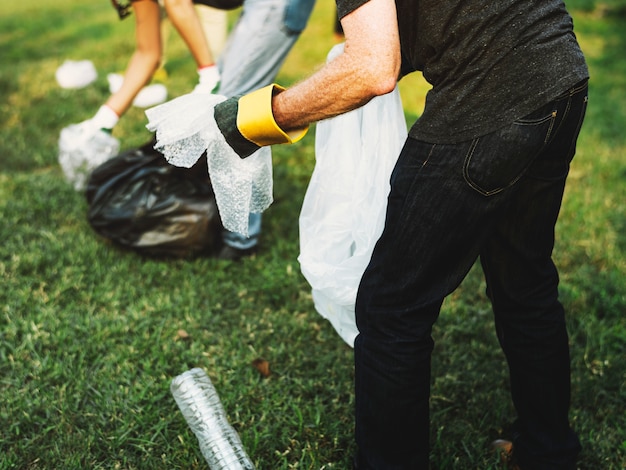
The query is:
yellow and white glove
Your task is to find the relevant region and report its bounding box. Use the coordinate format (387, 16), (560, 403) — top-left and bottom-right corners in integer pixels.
(214, 84), (309, 159)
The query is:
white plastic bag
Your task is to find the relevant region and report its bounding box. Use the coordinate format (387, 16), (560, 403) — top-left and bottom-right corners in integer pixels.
(58, 124), (120, 191)
(298, 46), (407, 346)
(55, 60), (97, 89)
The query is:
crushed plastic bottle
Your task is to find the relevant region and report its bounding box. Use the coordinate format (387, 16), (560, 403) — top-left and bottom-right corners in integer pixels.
(170, 368), (255, 470)
(58, 123), (120, 191)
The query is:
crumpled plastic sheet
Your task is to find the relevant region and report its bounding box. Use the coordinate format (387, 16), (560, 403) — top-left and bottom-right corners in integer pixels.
(55, 60), (97, 89)
(58, 124), (120, 191)
(145, 93), (273, 236)
(298, 44), (408, 347)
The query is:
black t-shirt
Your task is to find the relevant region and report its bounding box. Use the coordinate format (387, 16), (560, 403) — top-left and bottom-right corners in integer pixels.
(337, 0), (588, 143)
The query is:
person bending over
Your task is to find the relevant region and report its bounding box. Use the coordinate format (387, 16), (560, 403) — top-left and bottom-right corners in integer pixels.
(79, 0), (220, 135)
(186, 0), (589, 467)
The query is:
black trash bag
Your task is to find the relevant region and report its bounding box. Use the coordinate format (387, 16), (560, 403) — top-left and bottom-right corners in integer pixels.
(86, 138), (222, 258)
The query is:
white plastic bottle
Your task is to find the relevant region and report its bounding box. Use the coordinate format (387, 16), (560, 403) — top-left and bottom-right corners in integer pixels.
(170, 368), (255, 470)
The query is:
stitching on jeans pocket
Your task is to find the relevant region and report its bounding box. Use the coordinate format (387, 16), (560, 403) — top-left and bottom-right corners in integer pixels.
(463, 111), (556, 196)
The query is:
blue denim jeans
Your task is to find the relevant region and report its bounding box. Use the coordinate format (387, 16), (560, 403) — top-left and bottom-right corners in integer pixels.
(217, 0), (315, 249)
(353, 80), (588, 469)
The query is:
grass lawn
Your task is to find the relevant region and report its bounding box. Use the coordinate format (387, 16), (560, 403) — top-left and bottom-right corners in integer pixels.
(1, 0), (625, 468)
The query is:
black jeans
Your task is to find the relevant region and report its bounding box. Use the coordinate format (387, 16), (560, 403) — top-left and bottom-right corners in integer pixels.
(354, 80), (588, 469)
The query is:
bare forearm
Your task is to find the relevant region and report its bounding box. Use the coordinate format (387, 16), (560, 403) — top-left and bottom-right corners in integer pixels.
(188, 0), (401, 160)
(273, 51), (395, 130)
(272, 0), (400, 131)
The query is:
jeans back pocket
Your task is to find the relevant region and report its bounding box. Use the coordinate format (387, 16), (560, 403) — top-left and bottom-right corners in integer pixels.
(463, 107), (557, 196)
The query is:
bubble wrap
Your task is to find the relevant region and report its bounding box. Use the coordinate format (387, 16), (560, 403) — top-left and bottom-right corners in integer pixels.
(145, 93), (273, 236)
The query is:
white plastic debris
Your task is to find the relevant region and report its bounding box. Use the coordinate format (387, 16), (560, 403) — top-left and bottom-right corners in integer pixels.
(107, 73), (124, 93)
(55, 60), (98, 89)
(108, 73), (168, 108)
(58, 123), (120, 191)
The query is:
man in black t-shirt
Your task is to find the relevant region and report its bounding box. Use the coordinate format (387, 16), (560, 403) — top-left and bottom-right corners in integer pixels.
(158, 0), (589, 467)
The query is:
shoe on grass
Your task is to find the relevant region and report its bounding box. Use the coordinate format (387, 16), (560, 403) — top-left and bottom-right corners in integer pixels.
(216, 245), (257, 261)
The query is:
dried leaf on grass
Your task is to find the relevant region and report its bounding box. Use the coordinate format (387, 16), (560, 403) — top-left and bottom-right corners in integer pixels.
(252, 358), (271, 378)
(176, 329), (191, 341)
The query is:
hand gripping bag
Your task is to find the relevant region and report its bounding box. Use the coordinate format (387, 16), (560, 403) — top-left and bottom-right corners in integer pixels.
(298, 46), (407, 346)
(85, 138), (222, 258)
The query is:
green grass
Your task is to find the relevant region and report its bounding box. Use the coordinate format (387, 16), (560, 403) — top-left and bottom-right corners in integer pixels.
(1, 0), (625, 468)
